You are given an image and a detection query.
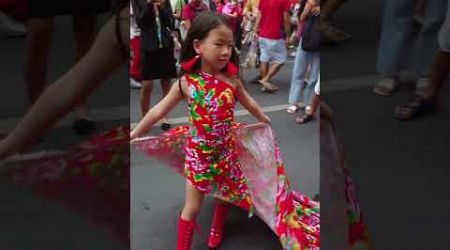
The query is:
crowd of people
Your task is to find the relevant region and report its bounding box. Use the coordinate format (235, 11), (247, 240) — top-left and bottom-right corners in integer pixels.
(129, 0), (322, 126)
(128, 0), (325, 249)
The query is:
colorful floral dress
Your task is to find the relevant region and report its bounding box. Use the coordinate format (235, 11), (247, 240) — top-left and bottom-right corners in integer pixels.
(133, 72), (320, 250)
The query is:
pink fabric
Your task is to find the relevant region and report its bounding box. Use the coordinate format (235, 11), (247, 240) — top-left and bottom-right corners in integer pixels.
(132, 123), (320, 249)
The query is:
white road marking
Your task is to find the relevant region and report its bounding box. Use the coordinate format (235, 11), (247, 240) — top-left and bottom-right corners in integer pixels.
(1, 75), (379, 131)
(130, 104), (290, 129)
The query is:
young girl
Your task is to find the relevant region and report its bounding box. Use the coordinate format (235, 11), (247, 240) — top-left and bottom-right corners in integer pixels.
(131, 12), (319, 250)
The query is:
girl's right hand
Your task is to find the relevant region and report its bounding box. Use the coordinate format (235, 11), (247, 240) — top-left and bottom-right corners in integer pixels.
(261, 115), (271, 124)
(130, 130), (137, 141)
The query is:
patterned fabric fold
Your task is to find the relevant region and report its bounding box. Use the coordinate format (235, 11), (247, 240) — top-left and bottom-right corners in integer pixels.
(133, 123), (320, 250)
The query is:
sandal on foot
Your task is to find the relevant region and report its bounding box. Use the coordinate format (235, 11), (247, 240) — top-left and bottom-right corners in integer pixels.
(286, 105), (299, 114)
(394, 98), (435, 120)
(296, 114), (314, 124)
(373, 78), (398, 96)
(259, 80), (278, 92)
(260, 86), (278, 93)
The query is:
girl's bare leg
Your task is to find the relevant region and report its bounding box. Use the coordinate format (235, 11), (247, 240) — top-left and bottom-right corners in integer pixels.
(181, 181), (205, 221)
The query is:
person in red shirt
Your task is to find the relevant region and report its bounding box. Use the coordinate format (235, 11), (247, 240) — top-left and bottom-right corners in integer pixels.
(253, 0), (291, 92)
(181, 0), (209, 31)
(214, 0), (225, 13)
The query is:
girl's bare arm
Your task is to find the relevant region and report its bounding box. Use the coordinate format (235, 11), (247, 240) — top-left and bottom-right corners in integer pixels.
(131, 77), (186, 139)
(235, 78), (270, 123)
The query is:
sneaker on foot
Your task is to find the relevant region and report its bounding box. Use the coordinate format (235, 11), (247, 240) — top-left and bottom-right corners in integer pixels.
(130, 78), (142, 89)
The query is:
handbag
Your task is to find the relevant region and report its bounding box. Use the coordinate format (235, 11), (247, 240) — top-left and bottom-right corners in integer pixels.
(301, 14), (320, 52)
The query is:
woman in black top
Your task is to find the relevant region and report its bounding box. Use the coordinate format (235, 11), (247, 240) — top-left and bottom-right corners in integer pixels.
(134, 0), (177, 130)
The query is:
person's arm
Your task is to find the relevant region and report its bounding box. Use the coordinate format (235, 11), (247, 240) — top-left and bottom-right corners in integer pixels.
(283, 2), (291, 43)
(181, 5), (192, 31)
(252, 9), (261, 33)
(243, 0), (251, 17)
(0, 15), (126, 158)
(130, 77), (185, 139)
(300, 0), (313, 22)
(235, 78), (270, 123)
(162, 0), (176, 30)
(223, 8), (239, 18)
(183, 19), (191, 31)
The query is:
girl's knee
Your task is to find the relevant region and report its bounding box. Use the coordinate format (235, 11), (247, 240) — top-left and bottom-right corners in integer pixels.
(181, 205), (201, 220)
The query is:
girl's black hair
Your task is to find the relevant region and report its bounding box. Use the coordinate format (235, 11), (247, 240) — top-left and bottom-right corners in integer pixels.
(180, 12), (239, 73)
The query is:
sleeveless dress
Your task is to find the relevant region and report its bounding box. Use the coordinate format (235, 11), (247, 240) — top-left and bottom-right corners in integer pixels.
(134, 72), (320, 250)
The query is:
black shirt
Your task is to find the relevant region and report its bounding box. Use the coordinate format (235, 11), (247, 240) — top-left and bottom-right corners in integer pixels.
(136, 1), (175, 52)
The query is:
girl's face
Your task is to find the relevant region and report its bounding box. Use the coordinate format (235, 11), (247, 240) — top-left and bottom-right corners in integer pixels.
(194, 24), (234, 72)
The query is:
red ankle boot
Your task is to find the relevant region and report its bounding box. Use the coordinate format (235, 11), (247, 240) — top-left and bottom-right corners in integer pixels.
(177, 215), (196, 250)
(208, 203), (230, 249)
